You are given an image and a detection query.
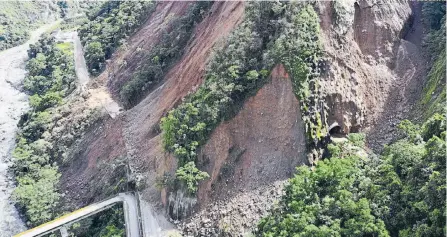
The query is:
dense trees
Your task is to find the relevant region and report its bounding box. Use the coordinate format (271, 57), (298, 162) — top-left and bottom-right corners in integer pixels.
(24, 35), (76, 105)
(78, 1), (156, 75)
(12, 36), (78, 226)
(0, 2), (57, 51)
(257, 113), (446, 236)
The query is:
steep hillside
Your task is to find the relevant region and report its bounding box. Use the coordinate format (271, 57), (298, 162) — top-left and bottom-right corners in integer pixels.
(58, 0), (245, 216)
(317, 0), (415, 150)
(25, 0), (444, 236)
(0, 1), (60, 51)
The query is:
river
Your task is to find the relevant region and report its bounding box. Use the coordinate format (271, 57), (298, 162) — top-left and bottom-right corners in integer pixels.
(0, 22), (59, 237)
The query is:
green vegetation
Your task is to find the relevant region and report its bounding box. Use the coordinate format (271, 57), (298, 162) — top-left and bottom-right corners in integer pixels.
(176, 162), (210, 194)
(12, 35), (99, 227)
(55, 42), (73, 55)
(66, 204), (125, 237)
(420, 2), (446, 118)
(12, 35), (75, 226)
(160, 2), (322, 193)
(271, 4), (325, 159)
(120, 1), (214, 107)
(422, 1), (446, 58)
(24, 35), (76, 111)
(257, 113), (446, 236)
(78, 1), (156, 76)
(0, 1), (59, 51)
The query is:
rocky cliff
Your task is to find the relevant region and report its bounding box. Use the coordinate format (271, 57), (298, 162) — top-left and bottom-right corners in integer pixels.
(56, 1), (435, 235)
(317, 0), (427, 152)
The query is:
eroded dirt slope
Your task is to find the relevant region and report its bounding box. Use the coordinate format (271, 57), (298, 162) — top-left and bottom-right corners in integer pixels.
(180, 65), (306, 236)
(57, 1), (432, 235)
(122, 1), (245, 205)
(100, 1), (192, 98)
(197, 64), (306, 205)
(58, 0), (246, 222)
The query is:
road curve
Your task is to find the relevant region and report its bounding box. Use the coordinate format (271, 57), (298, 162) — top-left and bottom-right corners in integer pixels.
(14, 193), (141, 237)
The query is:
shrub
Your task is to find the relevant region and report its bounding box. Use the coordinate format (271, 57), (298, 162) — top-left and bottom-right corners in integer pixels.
(84, 41), (105, 75)
(421, 113), (446, 141)
(175, 162), (210, 194)
(347, 133), (366, 147)
(13, 166), (61, 226)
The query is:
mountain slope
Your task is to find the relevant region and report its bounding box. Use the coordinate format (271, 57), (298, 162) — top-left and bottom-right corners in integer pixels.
(50, 1), (444, 236)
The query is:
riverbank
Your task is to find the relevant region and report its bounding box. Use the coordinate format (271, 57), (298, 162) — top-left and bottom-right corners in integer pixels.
(0, 22), (60, 236)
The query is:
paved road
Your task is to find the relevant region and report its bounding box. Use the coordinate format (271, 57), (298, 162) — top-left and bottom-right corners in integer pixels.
(72, 32), (90, 90)
(14, 193), (141, 237)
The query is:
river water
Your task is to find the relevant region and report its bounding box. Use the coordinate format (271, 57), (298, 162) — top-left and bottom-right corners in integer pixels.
(0, 23), (58, 236)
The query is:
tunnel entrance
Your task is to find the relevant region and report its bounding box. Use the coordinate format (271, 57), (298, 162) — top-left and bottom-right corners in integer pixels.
(329, 125), (342, 136)
(328, 122), (344, 137)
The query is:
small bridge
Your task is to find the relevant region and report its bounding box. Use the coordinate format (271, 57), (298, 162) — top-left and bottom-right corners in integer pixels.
(14, 193), (142, 237)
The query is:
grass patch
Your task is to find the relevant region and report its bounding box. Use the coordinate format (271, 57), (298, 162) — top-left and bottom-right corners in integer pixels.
(56, 42), (73, 55)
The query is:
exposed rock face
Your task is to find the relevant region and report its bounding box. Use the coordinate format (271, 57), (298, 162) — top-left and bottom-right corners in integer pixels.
(196, 64), (306, 207)
(57, 1), (431, 236)
(179, 64), (306, 235)
(352, 0), (411, 61)
(317, 0), (426, 151)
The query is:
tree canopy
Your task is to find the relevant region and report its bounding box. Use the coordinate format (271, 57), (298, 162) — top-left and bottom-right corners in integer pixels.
(257, 113), (446, 237)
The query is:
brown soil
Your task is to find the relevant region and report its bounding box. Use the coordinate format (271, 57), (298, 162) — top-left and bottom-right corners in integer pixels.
(122, 1), (245, 205)
(57, 1), (432, 235)
(178, 64), (307, 235)
(197, 64), (307, 205)
(58, 0), (246, 213)
(99, 1), (193, 98)
(59, 115), (128, 210)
